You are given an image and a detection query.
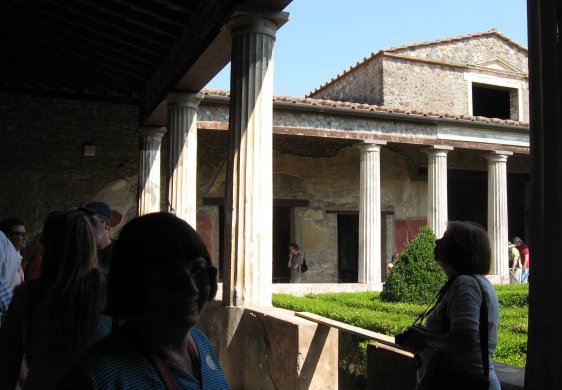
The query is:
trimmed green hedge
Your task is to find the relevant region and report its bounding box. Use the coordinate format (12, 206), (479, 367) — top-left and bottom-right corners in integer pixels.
(381, 226), (447, 304)
(273, 283), (528, 381)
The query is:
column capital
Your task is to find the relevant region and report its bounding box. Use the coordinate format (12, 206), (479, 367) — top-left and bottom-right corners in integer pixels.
(424, 145), (454, 156)
(139, 126), (166, 139)
(485, 150), (513, 163)
(226, 13), (281, 38)
(166, 92), (203, 110)
(357, 140), (386, 152)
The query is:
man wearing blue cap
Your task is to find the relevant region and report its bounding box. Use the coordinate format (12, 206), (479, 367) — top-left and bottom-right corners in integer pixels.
(80, 202), (115, 273)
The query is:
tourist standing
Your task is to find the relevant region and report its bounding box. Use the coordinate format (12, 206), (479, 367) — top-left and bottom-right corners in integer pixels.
(288, 243), (304, 283)
(0, 210), (111, 390)
(513, 237), (530, 283)
(80, 202), (115, 274)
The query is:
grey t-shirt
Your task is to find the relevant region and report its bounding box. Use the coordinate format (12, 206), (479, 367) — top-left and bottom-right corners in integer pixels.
(421, 275), (500, 385)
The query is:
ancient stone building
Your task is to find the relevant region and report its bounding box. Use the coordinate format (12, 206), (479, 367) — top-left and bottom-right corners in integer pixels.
(0, 30), (530, 289)
(309, 29), (528, 122)
(195, 30), (530, 287)
(1, 2), (560, 388)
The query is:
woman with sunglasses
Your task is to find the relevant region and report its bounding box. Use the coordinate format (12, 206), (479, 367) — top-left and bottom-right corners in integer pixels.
(58, 212), (229, 389)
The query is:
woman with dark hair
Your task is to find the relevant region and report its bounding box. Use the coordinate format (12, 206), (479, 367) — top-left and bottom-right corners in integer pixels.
(0, 210), (110, 389)
(396, 221), (501, 390)
(57, 212), (229, 389)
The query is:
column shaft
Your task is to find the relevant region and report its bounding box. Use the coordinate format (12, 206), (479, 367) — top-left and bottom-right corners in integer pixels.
(486, 151), (512, 282)
(358, 143), (383, 285)
(166, 93), (202, 227)
(224, 15), (277, 307)
(138, 127), (166, 215)
(426, 146), (452, 239)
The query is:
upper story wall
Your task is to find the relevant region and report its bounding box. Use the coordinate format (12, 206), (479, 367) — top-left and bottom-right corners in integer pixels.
(308, 32), (529, 121)
(309, 56), (384, 105)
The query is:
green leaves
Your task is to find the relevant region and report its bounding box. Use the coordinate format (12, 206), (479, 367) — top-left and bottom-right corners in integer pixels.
(380, 226), (447, 304)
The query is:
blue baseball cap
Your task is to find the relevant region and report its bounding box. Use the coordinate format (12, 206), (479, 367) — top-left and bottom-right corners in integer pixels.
(80, 202), (112, 220)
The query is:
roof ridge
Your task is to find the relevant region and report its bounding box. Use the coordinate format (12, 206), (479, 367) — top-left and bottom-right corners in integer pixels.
(383, 29), (519, 52)
(306, 29), (527, 97)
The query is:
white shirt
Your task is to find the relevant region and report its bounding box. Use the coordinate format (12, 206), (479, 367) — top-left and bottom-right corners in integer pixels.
(0, 231), (24, 289)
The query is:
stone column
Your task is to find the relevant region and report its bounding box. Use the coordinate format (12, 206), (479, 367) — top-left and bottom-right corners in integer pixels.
(425, 146), (453, 239)
(358, 141), (386, 286)
(166, 92), (202, 227)
(223, 14), (282, 307)
(486, 151), (512, 283)
(138, 127), (166, 215)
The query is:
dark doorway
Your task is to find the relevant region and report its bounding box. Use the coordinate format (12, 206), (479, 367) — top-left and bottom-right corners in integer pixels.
(448, 170), (487, 226)
(507, 173), (529, 241)
(273, 207), (291, 283)
(338, 214), (359, 282)
(472, 83), (512, 119)
(447, 169), (526, 239)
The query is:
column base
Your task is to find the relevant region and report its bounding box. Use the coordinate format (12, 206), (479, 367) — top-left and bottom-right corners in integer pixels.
(485, 274), (511, 285)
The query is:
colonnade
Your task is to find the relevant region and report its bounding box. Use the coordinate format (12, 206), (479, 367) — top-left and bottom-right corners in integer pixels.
(137, 11), (284, 307)
(357, 142), (512, 286)
(136, 11), (512, 307)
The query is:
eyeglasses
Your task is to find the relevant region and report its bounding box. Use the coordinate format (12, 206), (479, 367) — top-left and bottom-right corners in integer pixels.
(89, 217), (107, 225)
(12, 231), (27, 238)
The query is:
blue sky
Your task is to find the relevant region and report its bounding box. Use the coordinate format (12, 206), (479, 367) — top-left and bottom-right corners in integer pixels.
(205, 0), (528, 97)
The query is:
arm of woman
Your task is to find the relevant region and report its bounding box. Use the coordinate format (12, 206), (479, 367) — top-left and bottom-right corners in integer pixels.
(0, 287), (25, 389)
(404, 326), (478, 354)
(403, 276), (483, 355)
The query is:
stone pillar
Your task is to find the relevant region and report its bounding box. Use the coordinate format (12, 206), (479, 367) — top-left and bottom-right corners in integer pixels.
(358, 141), (386, 286)
(425, 146), (453, 239)
(486, 151), (512, 282)
(166, 92), (202, 227)
(223, 14), (282, 307)
(138, 127), (166, 215)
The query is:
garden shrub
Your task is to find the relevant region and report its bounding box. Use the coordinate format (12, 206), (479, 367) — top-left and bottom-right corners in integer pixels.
(380, 226), (447, 304)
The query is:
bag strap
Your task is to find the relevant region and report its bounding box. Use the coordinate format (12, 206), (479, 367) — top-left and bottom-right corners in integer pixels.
(148, 352), (183, 390)
(412, 276), (458, 326)
(123, 327), (202, 390)
(471, 275), (490, 379)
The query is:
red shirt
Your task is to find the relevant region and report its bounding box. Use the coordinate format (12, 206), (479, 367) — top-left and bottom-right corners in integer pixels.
(517, 244), (530, 268)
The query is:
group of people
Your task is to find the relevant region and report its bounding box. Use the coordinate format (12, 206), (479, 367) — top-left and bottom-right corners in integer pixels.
(0, 203), (229, 389)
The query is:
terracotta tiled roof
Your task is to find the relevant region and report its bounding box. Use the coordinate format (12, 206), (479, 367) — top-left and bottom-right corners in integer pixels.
(200, 88), (528, 128)
(306, 29), (527, 97)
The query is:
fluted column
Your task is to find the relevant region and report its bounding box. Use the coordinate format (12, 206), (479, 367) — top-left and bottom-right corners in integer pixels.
(138, 127), (166, 215)
(166, 92), (202, 227)
(224, 14), (282, 307)
(358, 141), (386, 286)
(425, 146), (453, 238)
(486, 151), (512, 282)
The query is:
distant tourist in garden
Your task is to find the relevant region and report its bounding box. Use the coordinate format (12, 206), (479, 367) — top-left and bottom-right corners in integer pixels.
(395, 221), (501, 390)
(508, 241), (521, 284)
(288, 243), (304, 283)
(387, 252), (400, 276)
(513, 237), (530, 283)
